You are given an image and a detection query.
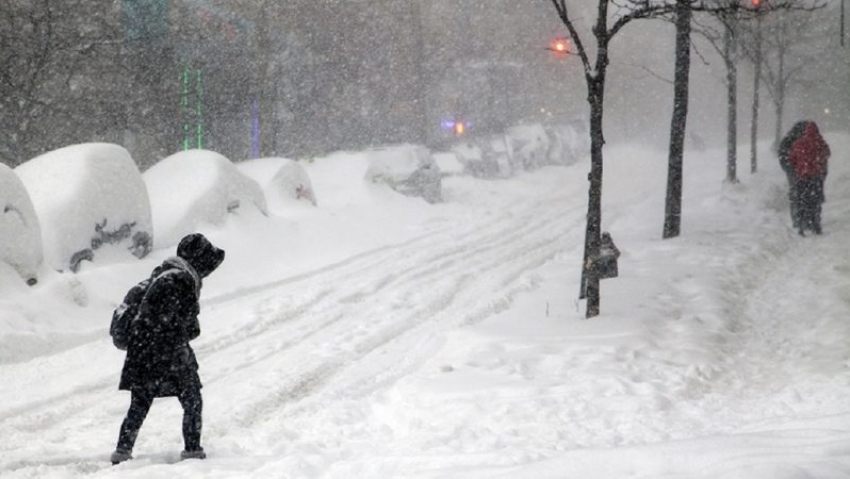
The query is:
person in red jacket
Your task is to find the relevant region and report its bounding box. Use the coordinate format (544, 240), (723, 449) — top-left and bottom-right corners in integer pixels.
(785, 121), (830, 235)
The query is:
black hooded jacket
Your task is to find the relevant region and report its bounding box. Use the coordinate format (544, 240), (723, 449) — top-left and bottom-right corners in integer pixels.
(119, 233), (224, 397)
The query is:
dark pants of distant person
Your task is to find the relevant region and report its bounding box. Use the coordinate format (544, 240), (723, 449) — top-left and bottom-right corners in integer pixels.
(795, 177), (824, 235)
(786, 171), (799, 228)
(116, 386), (203, 452)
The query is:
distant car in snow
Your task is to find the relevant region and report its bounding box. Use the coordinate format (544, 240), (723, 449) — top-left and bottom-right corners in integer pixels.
(452, 137), (512, 179)
(544, 120), (588, 166)
(0, 164), (42, 284)
(432, 152), (465, 177)
(15, 143), (152, 273)
(505, 124), (550, 171)
(237, 157), (317, 209)
(144, 149), (268, 247)
(363, 144), (442, 204)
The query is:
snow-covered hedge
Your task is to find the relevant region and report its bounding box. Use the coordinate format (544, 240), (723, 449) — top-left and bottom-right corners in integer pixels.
(0, 164), (42, 284)
(15, 143), (152, 273)
(364, 145), (442, 203)
(238, 157), (317, 208)
(144, 150), (268, 247)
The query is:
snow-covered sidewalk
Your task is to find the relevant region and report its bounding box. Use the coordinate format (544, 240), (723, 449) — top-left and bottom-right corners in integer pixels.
(2, 138), (850, 478)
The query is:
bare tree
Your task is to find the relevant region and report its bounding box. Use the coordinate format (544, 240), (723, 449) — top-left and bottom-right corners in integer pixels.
(547, 0), (677, 318)
(661, 0), (806, 238)
(0, 0), (121, 166)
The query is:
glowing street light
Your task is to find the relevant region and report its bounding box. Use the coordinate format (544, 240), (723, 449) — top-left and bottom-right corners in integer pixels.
(549, 37), (570, 55)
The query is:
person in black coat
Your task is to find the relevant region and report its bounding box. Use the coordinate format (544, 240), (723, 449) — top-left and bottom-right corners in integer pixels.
(778, 121), (808, 228)
(111, 233), (224, 465)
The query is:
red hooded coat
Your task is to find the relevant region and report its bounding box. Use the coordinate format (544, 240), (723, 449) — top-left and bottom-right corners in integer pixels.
(788, 122), (830, 180)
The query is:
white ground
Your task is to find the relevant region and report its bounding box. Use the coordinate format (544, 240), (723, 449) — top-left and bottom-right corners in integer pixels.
(2, 136), (850, 478)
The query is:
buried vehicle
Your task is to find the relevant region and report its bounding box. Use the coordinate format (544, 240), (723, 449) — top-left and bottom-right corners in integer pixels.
(364, 144), (442, 203)
(15, 144), (152, 273)
(0, 164), (42, 284)
(237, 157), (317, 210)
(144, 149), (268, 247)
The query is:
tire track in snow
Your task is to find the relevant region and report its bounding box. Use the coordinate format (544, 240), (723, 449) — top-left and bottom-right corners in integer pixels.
(0, 171), (583, 473)
(217, 207), (577, 430)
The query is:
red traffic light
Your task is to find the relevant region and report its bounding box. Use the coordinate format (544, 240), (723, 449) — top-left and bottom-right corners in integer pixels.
(752, 0), (762, 7)
(550, 37), (569, 54)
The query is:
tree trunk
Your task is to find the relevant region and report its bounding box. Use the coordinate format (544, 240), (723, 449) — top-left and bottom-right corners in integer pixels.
(773, 52), (786, 148)
(663, 0), (691, 240)
(750, 15), (762, 174)
(724, 23), (738, 184)
(580, 77), (605, 318)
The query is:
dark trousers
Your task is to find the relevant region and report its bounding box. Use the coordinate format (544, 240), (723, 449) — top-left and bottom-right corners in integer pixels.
(795, 177), (824, 234)
(786, 172), (799, 227)
(116, 386), (203, 452)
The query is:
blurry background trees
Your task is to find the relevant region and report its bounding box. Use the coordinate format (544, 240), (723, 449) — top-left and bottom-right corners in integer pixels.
(0, 0), (845, 169)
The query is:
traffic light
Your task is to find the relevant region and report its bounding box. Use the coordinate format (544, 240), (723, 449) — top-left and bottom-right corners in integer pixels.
(550, 37), (570, 54)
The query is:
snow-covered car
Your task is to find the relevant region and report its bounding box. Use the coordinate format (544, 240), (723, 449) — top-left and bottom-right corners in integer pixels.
(545, 120), (588, 166)
(0, 164), (42, 284)
(15, 143), (152, 273)
(238, 157), (317, 209)
(432, 152), (465, 177)
(364, 144), (442, 203)
(452, 138), (512, 179)
(144, 149), (268, 247)
(505, 123), (550, 171)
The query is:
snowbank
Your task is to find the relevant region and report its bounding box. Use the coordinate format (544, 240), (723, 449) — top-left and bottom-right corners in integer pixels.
(363, 144), (442, 203)
(15, 143), (152, 272)
(238, 157), (317, 209)
(0, 164), (42, 284)
(144, 150), (268, 247)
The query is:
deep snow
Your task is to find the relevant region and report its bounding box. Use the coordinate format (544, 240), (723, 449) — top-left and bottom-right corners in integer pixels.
(2, 136), (850, 478)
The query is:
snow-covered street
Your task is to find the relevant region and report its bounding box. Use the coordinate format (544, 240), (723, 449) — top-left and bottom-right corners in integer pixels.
(2, 138), (850, 478)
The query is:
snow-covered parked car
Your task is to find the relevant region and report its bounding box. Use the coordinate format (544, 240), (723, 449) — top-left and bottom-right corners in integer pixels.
(0, 164), (42, 284)
(432, 152), (465, 177)
(545, 120), (588, 166)
(15, 143), (152, 273)
(364, 145), (442, 203)
(238, 157), (317, 208)
(452, 138), (512, 179)
(144, 149), (268, 247)
(505, 123), (550, 171)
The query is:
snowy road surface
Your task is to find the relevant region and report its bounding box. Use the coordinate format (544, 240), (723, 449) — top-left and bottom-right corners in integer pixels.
(2, 139), (850, 477)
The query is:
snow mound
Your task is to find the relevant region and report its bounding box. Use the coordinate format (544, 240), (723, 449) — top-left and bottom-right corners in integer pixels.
(238, 157), (317, 208)
(144, 149), (268, 247)
(364, 144), (442, 203)
(15, 143), (152, 272)
(0, 164), (42, 284)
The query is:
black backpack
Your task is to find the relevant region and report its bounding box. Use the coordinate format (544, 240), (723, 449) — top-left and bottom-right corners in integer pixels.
(109, 277), (153, 350)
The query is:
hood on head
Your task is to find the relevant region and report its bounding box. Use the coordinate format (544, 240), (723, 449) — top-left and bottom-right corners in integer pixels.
(804, 121), (820, 137)
(177, 233), (225, 278)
